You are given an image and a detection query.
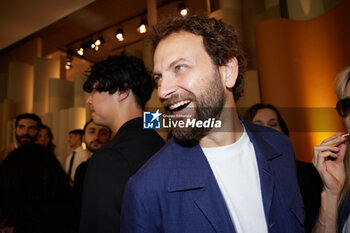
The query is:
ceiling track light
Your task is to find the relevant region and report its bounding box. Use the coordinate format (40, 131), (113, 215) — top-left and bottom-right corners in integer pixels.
(179, 2), (188, 16)
(87, 38), (95, 49)
(137, 18), (148, 34)
(95, 34), (105, 47)
(115, 28), (124, 41)
(77, 41), (86, 56)
(178, 3), (189, 16)
(65, 49), (73, 69)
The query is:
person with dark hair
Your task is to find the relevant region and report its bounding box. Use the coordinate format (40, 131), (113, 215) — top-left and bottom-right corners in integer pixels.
(65, 129), (88, 182)
(72, 119), (112, 231)
(244, 103), (289, 135)
(35, 124), (56, 153)
(0, 144), (74, 233)
(245, 103), (323, 233)
(0, 113), (42, 162)
(79, 55), (165, 233)
(120, 15), (304, 233)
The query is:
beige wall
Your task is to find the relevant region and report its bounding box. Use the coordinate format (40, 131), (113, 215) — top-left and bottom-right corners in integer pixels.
(33, 57), (60, 117)
(255, 0), (350, 162)
(8, 61), (34, 115)
(0, 38), (41, 74)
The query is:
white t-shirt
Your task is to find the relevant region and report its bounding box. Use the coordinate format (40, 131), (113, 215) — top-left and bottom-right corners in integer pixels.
(202, 129), (268, 233)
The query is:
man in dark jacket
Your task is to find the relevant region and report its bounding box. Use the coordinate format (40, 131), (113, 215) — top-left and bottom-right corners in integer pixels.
(79, 55), (165, 233)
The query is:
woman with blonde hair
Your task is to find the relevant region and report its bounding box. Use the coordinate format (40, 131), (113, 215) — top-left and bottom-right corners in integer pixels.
(313, 66), (350, 233)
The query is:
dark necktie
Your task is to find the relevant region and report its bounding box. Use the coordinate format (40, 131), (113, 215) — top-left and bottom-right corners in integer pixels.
(67, 151), (76, 180)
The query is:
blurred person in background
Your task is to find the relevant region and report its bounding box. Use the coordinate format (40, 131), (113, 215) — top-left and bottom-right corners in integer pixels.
(35, 124), (55, 153)
(73, 120), (112, 231)
(245, 103), (322, 233)
(0, 113), (42, 163)
(65, 129), (89, 182)
(0, 144), (74, 233)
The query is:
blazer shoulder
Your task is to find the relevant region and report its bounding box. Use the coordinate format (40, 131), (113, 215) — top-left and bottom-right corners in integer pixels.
(247, 121), (293, 148)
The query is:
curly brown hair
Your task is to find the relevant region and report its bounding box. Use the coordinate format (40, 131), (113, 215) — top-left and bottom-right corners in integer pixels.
(149, 15), (247, 101)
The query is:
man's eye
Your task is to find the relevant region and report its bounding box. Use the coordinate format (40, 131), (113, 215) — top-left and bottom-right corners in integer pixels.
(175, 65), (185, 71)
(153, 76), (162, 83)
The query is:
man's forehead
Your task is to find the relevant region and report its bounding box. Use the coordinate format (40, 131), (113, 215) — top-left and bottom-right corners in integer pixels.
(87, 122), (108, 130)
(153, 31), (204, 71)
(17, 119), (38, 126)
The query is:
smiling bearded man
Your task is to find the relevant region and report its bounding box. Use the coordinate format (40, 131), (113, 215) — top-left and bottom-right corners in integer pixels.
(120, 15), (305, 233)
(162, 66), (225, 141)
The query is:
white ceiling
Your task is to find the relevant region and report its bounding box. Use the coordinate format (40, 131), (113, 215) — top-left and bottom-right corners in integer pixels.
(0, 0), (95, 50)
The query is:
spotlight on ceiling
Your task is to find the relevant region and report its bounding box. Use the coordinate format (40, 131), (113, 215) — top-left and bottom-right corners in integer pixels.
(95, 35), (105, 46)
(137, 18), (148, 34)
(77, 41), (86, 56)
(65, 49), (73, 70)
(115, 28), (124, 41)
(93, 34), (104, 51)
(178, 3), (188, 16)
(87, 38), (95, 49)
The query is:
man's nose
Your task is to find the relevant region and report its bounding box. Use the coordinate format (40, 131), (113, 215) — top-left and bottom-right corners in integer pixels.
(86, 95), (92, 106)
(23, 127), (30, 134)
(157, 74), (177, 100)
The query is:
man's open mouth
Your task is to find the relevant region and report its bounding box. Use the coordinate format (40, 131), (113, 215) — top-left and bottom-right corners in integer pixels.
(169, 100), (191, 112)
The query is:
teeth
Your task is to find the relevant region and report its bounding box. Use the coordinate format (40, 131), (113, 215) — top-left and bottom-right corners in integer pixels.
(169, 100), (191, 110)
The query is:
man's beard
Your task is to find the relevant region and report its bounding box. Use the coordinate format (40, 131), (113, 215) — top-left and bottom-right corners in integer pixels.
(85, 140), (102, 153)
(167, 69), (225, 142)
(16, 134), (36, 145)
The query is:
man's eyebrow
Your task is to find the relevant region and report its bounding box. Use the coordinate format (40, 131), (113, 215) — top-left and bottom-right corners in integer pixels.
(153, 58), (187, 76)
(168, 58), (186, 69)
(152, 72), (161, 77)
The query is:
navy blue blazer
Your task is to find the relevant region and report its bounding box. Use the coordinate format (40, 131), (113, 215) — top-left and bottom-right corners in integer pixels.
(120, 119), (305, 233)
(338, 194), (350, 232)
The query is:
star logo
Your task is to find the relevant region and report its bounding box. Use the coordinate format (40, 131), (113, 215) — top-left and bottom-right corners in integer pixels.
(143, 110), (161, 129)
(150, 110), (161, 122)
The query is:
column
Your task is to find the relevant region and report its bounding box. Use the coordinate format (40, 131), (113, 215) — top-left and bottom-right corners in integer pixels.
(236, 70), (261, 110)
(0, 73), (7, 102)
(57, 109), (69, 163)
(33, 57), (60, 116)
(0, 99), (16, 149)
(287, 0), (325, 20)
(8, 61), (34, 115)
(143, 0), (157, 70)
(210, 0), (243, 40)
(74, 75), (87, 108)
(49, 78), (74, 113)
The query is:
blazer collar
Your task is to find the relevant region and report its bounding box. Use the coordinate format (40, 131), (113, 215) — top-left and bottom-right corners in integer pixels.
(167, 139), (236, 232)
(241, 117), (283, 221)
(167, 117), (284, 229)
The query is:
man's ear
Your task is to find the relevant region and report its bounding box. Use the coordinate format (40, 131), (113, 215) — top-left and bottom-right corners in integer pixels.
(219, 57), (239, 89)
(118, 89), (130, 102)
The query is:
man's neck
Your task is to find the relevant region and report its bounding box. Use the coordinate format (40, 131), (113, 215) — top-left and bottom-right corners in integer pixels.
(111, 108), (143, 134)
(71, 145), (81, 151)
(14, 141), (19, 149)
(199, 107), (243, 148)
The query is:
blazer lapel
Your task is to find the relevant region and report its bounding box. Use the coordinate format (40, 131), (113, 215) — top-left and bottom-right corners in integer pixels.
(242, 118), (282, 223)
(167, 140), (236, 233)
